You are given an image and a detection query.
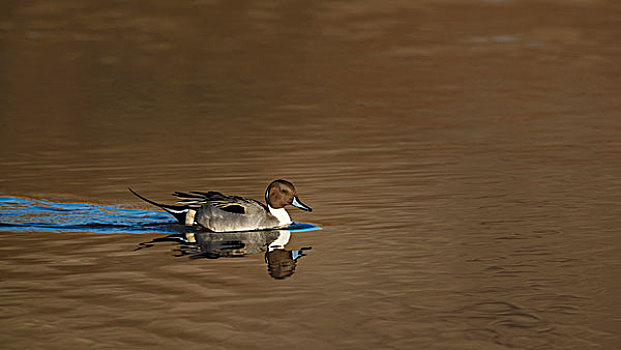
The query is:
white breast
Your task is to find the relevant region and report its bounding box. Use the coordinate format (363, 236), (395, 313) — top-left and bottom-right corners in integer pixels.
(268, 205), (292, 225)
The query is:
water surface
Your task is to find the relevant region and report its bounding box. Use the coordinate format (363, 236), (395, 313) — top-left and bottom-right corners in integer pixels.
(1, 0), (620, 349)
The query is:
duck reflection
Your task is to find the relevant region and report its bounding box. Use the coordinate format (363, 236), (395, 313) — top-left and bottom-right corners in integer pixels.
(138, 229), (311, 279)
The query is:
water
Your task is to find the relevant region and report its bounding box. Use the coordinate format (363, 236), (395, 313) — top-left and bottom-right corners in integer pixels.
(1, 0), (620, 349)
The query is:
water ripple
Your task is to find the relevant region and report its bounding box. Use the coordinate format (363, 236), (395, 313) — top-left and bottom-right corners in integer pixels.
(0, 196), (182, 234)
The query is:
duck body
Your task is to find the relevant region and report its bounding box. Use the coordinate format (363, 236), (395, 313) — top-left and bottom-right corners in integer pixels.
(130, 180), (312, 233)
(188, 192), (281, 232)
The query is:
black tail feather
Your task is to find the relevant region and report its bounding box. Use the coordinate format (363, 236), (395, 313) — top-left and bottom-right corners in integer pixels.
(129, 188), (188, 223)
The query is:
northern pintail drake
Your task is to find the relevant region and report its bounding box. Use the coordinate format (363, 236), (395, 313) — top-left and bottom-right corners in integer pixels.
(129, 179), (312, 232)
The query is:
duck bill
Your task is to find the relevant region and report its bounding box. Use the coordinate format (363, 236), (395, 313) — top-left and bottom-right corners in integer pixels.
(291, 196), (312, 212)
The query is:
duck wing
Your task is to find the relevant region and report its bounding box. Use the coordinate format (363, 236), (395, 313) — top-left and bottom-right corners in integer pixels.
(172, 191), (266, 215)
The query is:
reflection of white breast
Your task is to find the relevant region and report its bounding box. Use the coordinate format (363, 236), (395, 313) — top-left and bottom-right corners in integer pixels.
(268, 205), (291, 225)
(269, 230), (291, 252)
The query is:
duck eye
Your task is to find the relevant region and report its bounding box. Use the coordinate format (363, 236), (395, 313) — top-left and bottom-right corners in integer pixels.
(281, 189), (287, 193)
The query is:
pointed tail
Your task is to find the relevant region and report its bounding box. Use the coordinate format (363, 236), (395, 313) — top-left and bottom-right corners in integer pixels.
(129, 188), (189, 223)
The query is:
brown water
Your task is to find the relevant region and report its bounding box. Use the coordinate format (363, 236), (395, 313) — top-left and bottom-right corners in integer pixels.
(1, 0), (620, 349)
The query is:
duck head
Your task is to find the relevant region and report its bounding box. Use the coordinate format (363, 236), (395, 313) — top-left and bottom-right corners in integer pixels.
(265, 179), (312, 212)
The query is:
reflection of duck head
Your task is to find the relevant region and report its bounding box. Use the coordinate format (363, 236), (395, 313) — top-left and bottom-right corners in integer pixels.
(265, 230), (311, 280)
(266, 249), (296, 279)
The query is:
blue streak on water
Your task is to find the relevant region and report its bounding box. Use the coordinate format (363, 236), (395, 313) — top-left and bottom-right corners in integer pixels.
(289, 222), (323, 233)
(0, 196), (179, 234)
(0, 196), (322, 235)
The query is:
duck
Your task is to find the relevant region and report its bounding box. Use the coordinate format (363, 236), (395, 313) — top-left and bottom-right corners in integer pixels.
(129, 179), (312, 232)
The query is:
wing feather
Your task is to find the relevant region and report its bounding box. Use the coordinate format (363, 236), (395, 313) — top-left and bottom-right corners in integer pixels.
(171, 191), (266, 213)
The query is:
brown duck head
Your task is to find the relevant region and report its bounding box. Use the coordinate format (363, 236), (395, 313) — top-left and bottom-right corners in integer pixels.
(265, 179), (312, 212)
